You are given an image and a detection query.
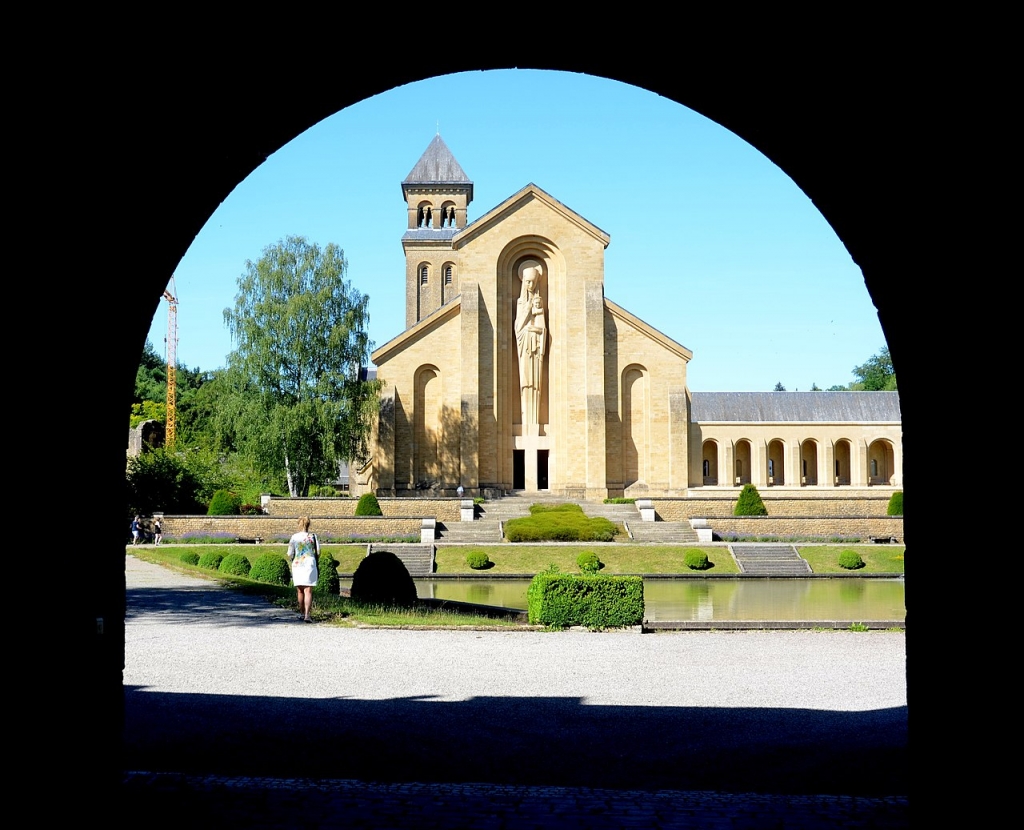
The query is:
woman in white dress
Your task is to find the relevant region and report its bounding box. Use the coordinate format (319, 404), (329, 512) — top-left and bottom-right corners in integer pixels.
(287, 516), (320, 622)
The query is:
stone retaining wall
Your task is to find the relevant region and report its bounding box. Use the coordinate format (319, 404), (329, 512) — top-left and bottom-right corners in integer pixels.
(157, 515), (422, 542)
(267, 497), (460, 522)
(655, 493), (897, 520)
(708, 516), (903, 540)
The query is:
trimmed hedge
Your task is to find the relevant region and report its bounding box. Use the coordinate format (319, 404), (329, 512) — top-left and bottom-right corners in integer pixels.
(355, 493), (383, 516)
(506, 503), (617, 542)
(315, 552), (340, 595)
(219, 553), (251, 576)
(179, 551), (200, 566)
(576, 551), (602, 574)
(466, 550), (491, 570)
(198, 551), (224, 570)
(527, 573), (643, 629)
(838, 550), (866, 570)
(250, 552), (291, 585)
(734, 484), (768, 516)
(350, 550), (417, 607)
(207, 489), (242, 516)
(684, 549), (710, 570)
(887, 491), (903, 516)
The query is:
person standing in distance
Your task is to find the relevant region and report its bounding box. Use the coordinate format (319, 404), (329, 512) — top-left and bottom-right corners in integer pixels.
(287, 516), (320, 622)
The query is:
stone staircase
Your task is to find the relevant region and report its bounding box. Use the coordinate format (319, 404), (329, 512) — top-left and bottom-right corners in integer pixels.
(626, 520), (699, 544)
(366, 543), (435, 576)
(436, 493), (702, 545)
(730, 544), (811, 575)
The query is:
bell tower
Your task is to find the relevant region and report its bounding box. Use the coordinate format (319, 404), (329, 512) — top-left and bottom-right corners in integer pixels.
(401, 135), (474, 327)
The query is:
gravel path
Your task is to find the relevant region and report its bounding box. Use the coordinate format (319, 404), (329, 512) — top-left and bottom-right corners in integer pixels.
(123, 555), (908, 826)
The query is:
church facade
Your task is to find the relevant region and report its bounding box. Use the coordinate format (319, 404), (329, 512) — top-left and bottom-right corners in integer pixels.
(365, 136), (902, 498)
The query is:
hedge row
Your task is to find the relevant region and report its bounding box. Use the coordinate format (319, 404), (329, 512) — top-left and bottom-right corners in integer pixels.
(527, 573), (643, 629)
(506, 504), (617, 542)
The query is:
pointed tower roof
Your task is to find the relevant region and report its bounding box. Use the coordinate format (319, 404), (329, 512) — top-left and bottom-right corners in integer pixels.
(402, 135), (473, 202)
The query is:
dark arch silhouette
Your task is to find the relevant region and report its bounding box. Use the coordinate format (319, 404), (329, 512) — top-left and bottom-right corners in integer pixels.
(68, 52), (927, 809)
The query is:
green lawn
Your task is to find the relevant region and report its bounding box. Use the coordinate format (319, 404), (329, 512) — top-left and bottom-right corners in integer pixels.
(434, 545), (739, 574)
(128, 546), (524, 628)
(795, 545), (905, 574)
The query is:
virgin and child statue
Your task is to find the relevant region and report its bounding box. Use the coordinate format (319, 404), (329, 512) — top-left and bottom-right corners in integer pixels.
(514, 263), (548, 426)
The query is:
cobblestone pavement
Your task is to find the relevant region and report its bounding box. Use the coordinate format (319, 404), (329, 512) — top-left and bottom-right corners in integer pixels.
(123, 556), (908, 828)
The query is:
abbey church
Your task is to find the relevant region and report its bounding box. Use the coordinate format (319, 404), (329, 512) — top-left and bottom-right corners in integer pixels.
(364, 136), (902, 499)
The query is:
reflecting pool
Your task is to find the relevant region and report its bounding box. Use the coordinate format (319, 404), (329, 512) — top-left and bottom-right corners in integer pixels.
(401, 577), (906, 623)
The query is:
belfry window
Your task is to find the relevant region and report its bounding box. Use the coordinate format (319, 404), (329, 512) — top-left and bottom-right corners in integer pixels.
(420, 265), (429, 285)
(444, 265), (453, 285)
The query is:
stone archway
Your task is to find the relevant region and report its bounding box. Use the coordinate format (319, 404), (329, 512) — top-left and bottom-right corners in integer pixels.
(81, 52), (925, 802)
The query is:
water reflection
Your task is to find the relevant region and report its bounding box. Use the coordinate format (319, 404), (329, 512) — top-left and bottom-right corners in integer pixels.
(400, 578), (906, 622)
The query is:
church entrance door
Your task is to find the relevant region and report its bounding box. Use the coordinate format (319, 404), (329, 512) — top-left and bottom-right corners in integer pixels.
(513, 450), (525, 490)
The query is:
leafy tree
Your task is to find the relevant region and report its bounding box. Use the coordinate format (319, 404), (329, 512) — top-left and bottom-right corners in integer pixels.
(126, 448), (208, 517)
(851, 346), (897, 391)
(223, 236), (381, 497)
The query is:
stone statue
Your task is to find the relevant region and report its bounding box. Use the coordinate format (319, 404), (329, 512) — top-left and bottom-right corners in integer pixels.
(514, 263), (548, 425)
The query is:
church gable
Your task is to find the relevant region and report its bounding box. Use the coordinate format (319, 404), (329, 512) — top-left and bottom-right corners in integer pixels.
(453, 183), (610, 250)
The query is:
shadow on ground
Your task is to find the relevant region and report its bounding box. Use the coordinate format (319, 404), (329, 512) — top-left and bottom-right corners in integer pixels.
(125, 686), (906, 796)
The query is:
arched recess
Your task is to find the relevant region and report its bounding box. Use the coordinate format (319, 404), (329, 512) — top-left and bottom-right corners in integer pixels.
(800, 439), (819, 486)
(868, 438), (895, 485)
(441, 260), (456, 304)
(621, 364), (649, 487)
(702, 440), (719, 485)
(767, 439), (785, 485)
(416, 201), (434, 228)
(414, 365), (442, 487)
(834, 439), (852, 486)
(734, 439), (752, 486)
(496, 237), (565, 433)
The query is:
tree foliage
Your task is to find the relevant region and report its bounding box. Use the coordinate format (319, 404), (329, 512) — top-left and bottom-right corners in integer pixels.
(125, 448), (209, 518)
(223, 237), (382, 497)
(851, 346), (897, 391)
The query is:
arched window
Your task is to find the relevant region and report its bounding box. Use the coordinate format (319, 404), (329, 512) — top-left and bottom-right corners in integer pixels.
(420, 264), (429, 285)
(444, 265), (453, 285)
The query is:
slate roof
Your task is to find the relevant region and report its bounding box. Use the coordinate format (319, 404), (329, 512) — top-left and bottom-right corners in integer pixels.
(401, 228), (459, 242)
(691, 392), (901, 423)
(402, 135), (473, 201)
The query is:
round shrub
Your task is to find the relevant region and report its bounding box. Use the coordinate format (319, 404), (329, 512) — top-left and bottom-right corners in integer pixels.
(179, 551), (200, 566)
(350, 551), (417, 607)
(684, 549), (710, 570)
(576, 551), (601, 574)
(355, 493), (383, 516)
(198, 551), (224, 570)
(887, 491), (903, 516)
(838, 550), (865, 570)
(316, 552), (340, 596)
(207, 489), (241, 516)
(250, 552), (292, 585)
(466, 550), (491, 570)
(219, 553), (251, 576)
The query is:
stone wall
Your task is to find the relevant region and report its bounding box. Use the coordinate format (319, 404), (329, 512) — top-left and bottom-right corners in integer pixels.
(705, 516), (903, 540)
(266, 496), (461, 522)
(654, 491), (897, 520)
(157, 515), (422, 542)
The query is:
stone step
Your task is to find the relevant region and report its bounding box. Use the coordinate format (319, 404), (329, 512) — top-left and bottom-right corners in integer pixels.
(436, 523), (504, 543)
(366, 543), (435, 577)
(729, 544), (811, 575)
(626, 521), (699, 544)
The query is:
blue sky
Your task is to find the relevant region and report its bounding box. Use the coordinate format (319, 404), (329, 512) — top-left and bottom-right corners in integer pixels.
(146, 70), (886, 392)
